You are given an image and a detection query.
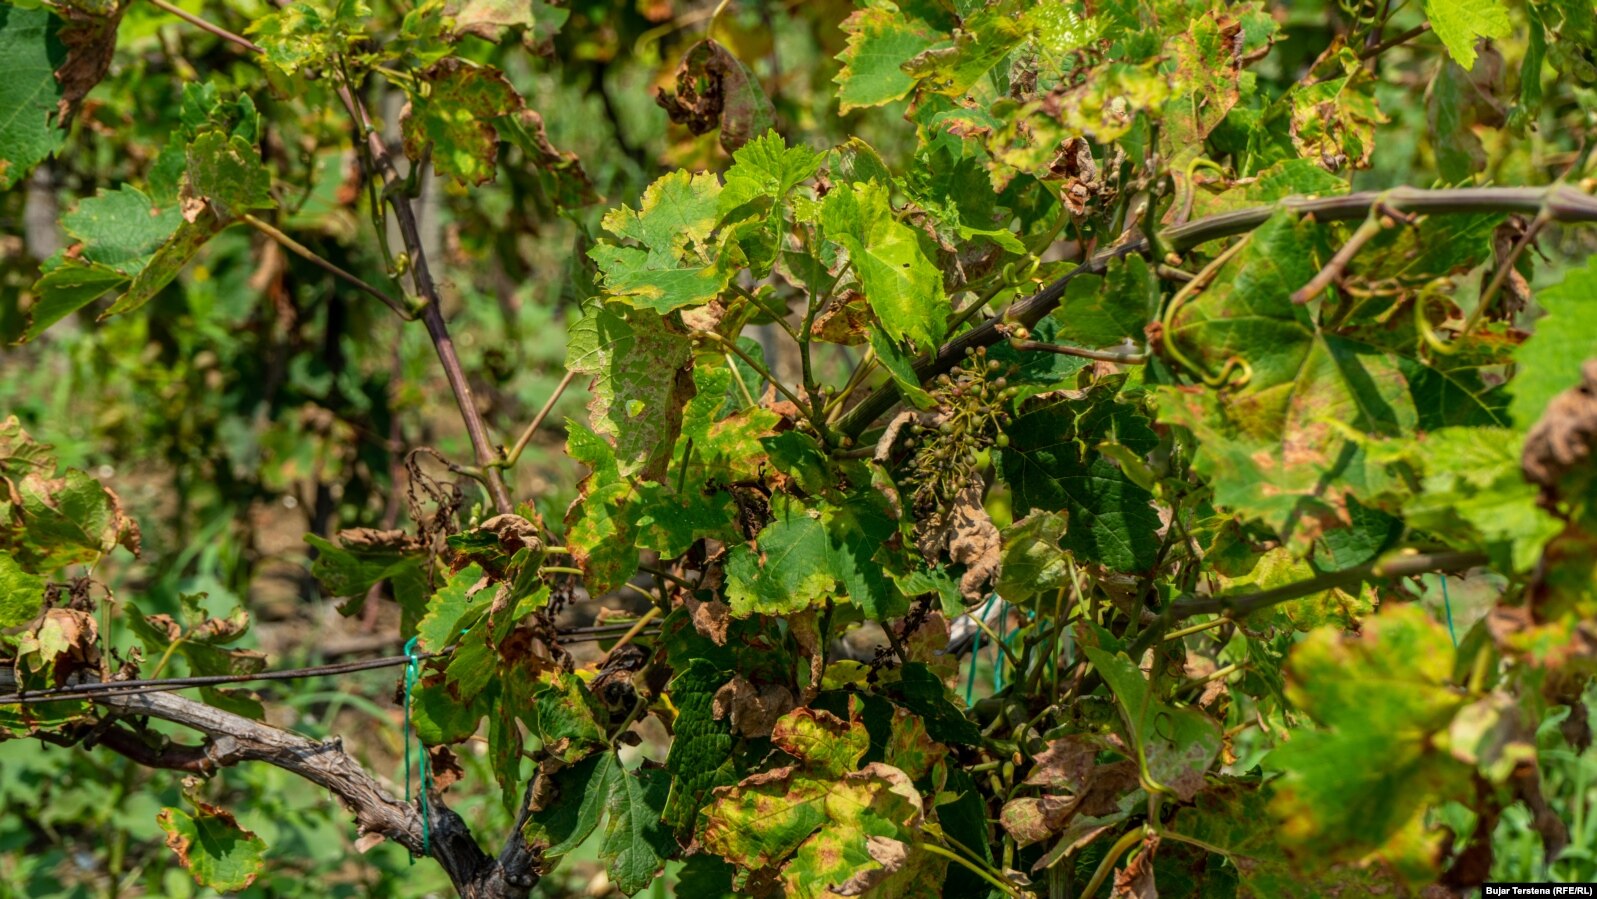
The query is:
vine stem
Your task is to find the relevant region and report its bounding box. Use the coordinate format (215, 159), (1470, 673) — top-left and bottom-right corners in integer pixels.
(1008, 338), (1147, 364)
(1360, 21), (1432, 60)
(921, 843), (1023, 898)
(1169, 549), (1487, 619)
(836, 184), (1597, 439)
(1080, 828), (1147, 899)
(494, 369), (576, 470)
(241, 214), (414, 319)
(333, 80), (514, 514)
(145, 0), (263, 54)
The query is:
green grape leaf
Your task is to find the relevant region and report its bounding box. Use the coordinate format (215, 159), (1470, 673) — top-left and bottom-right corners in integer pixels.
(834, 3), (939, 112)
(125, 593), (266, 717)
(0, 6), (65, 191)
(2, 466), (140, 571)
(1427, 60), (1487, 183)
(567, 303), (695, 481)
(401, 58), (522, 187)
(601, 765), (674, 895)
(1085, 647), (1222, 801)
(156, 802), (268, 892)
(994, 511), (1071, 607)
(1171, 781), (1409, 897)
(99, 216), (221, 319)
(61, 185), (183, 275)
(185, 131), (276, 219)
(1048, 254), (1157, 350)
(1000, 380), (1161, 572)
(591, 170), (736, 313)
(248, 0), (371, 77)
(878, 662), (981, 746)
(1511, 256), (1597, 428)
(633, 481), (739, 557)
(524, 750), (618, 857)
(674, 855), (738, 898)
(305, 530), (430, 626)
(410, 676), (491, 744)
(760, 431), (835, 496)
(868, 330), (935, 410)
(1423, 0), (1511, 70)
(1399, 428), (1560, 571)
(1215, 547), (1374, 631)
(1190, 158), (1348, 219)
(900, 6), (1024, 98)
(1265, 604), (1471, 885)
(563, 421), (639, 596)
(20, 261), (128, 342)
(725, 494), (901, 619)
(0, 552), (45, 628)
(720, 131), (824, 213)
(823, 180), (948, 349)
(663, 661), (737, 838)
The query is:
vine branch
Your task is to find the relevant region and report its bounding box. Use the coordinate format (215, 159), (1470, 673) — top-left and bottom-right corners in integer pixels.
(95, 690), (537, 899)
(836, 185), (1597, 439)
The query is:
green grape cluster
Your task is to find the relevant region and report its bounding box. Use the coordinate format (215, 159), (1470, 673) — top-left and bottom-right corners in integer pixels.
(901, 345), (1020, 516)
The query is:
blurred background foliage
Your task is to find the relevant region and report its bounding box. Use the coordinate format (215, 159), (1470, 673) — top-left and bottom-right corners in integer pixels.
(2, 0), (1596, 895)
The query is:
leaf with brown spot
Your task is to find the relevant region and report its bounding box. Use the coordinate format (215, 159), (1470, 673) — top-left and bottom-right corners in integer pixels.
(401, 58), (523, 187)
(655, 39), (775, 154)
(157, 800), (267, 892)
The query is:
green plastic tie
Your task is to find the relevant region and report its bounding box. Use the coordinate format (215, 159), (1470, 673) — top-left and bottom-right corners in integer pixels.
(402, 635), (431, 861)
(1441, 575), (1457, 647)
(964, 596), (995, 705)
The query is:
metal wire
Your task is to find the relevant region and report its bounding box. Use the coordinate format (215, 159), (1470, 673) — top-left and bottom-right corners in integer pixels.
(0, 625), (662, 705)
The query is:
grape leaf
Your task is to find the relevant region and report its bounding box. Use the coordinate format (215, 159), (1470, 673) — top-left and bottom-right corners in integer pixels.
(1086, 647), (1222, 801)
(1047, 254), (1157, 350)
(1399, 428), (1560, 572)
(1000, 379), (1161, 572)
(524, 750), (618, 856)
(994, 511), (1071, 606)
(1171, 781), (1409, 897)
(563, 421), (639, 596)
(0, 6), (66, 191)
(185, 131), (276, 218)
(1424, 0), (1511, 70)
(401, 58), (522, 187)
(248, 0), (371, 77)
(0, 552), (45, 628)
(61, 185), (183, 275)
(157, 802), (268, 892)
(725, 494), (901, 619)
(663, 661), (736, 839)
(591, 170), (736, 313)
(834, 3), (939, 112)
(1510, 256), (1597, 428)
(1265, 604), (1471, 885)
(567, 303), (694, 481)
(822, 180), (948, 349)
(21, 261), (128, 342)
(601, 765), (674, 895)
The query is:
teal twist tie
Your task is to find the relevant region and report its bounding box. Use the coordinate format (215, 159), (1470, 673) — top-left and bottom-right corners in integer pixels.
(1441, 575), (1457, 647)
(402, 635), (431, 861)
